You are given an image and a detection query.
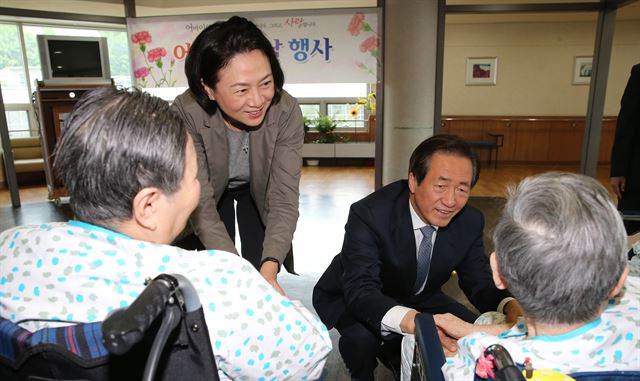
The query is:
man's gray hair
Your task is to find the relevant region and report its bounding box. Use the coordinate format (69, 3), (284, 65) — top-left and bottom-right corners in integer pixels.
(53, 87), (187, 226)
(493, 172), (627, 324)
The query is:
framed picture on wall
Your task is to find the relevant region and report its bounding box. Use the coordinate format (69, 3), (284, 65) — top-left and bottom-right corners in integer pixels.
(573, 56), (593, 85)
(466, 57), (497, 85)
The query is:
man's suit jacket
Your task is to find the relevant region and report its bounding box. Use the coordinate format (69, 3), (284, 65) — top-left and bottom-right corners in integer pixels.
(611, 64), (640, 198)
(313, 180), (509, 334)
(171, 89), (304, 271)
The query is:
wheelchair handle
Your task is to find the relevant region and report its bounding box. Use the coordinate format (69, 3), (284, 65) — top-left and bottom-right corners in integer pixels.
(484, 344), (525, 381)
(101, 274), (201, 356)
(171, 274), (201, 313)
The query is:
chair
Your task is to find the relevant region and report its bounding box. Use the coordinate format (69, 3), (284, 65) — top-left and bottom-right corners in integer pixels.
(0, 274), (219, 381)
(411, 314), (640, 381)
(466, 133), (504, 169)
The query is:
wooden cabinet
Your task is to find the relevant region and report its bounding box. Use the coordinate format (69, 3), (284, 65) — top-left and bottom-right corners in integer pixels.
(598, 120), (616, 163)
(35, 80), (113, 202)
(445, 119), (491, 162)
(441, 116), (615, 165)
(514, 120), (550, 162)
(547, 120), (585, 162)
(442, 118), (513, 164)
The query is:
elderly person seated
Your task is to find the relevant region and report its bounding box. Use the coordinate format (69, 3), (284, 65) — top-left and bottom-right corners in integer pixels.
(434, 172), (639, 379)
(0, 87), (331, 380)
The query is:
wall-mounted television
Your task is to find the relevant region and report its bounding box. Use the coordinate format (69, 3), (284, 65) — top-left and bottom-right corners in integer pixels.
(37, 35), (111, 85)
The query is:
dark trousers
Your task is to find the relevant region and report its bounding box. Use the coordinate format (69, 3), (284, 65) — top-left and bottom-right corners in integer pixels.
(619, 193), (640, 234)
(336, 297), (478, 381)
(218, 184), (265, 271)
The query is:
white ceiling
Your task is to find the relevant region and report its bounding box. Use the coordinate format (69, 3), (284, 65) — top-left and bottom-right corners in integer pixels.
(91, 0), (640, 20)
(4, 0), (639, 21)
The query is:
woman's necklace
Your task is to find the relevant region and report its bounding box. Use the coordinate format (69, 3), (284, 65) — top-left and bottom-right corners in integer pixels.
(241, 132), (249, 154)
(224, 119), (249, 155)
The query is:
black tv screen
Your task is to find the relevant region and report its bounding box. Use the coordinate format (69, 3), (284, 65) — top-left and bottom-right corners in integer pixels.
(48, 39), (103, 78)
(37, 35), (111, 84)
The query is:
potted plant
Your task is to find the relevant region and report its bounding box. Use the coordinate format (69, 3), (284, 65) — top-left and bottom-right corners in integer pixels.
(303, 116), (315, 144)
(302, 115), (349, 166)
(313, 115), (348, 144)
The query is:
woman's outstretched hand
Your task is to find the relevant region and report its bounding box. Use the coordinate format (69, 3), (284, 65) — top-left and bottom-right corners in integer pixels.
(260, 260), (285, 296)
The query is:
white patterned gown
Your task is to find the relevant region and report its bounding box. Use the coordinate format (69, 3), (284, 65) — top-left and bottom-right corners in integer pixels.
(0, 221), (332, 381)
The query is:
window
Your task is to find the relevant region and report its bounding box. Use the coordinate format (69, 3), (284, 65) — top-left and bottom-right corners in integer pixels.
(300, 104), (320, 120)
(328, 103), (366, 129)
(0, 20), (132, 139)
(298, 100), (368, 131)
(4, 110), (34, 138)
(0, 23), (30, 104)
(289, 83), (373, 131)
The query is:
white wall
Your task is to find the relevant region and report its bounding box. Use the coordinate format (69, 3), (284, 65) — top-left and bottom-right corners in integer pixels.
(382, 0), (438, 185)
(441, 19), (640, 116)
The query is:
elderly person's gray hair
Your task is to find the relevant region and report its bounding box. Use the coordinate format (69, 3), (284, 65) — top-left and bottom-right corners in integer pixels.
(493, 172), (627, 325)
(54, 87), (187, 226)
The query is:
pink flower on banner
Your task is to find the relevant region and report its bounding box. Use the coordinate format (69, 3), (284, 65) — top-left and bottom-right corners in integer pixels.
(131, 31), (152, 44)
(348, 12), (365, 36)
(348, 13), (380, 76)
(359, 36), (379, 53)
(130, 30), (175, 87)
(134, 67), (150, 79)
(147, 47), (167, 62)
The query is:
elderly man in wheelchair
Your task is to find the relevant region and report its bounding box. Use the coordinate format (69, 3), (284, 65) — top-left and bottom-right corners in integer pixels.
(0, 87), (331, 380)
(406, 172), (640, 381)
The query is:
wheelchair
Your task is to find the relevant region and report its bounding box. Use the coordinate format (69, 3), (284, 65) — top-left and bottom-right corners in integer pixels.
(0, 274), (220, 381)
(410, 313), (640, 381)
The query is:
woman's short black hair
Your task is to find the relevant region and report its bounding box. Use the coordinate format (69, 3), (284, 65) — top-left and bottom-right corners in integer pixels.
(185, 16), (285, 115)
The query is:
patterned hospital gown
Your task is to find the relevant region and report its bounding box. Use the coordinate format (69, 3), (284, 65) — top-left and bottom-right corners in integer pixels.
(442, 275), (640, 379)
(0, 221), (332, 380)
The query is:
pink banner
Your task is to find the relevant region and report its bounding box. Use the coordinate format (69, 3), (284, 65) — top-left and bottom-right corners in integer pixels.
(127, 9), (379, 88)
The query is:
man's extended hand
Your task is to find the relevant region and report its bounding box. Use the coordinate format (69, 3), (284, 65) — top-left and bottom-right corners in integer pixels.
(400, 311), (459, 356)
(433, 313), (469, 357)
(399, 309), (419, 334)
(433, 313), (474, 339)
(435, 310), (516, 351)
(259, 260), (285, 296)
(436, 327), (459, 357)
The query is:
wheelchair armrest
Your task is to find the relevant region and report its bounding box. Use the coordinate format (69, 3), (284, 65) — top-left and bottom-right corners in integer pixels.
(102, 274), (177, 355)
(412, 313), (446, 381)
(101, 273), (201, 356)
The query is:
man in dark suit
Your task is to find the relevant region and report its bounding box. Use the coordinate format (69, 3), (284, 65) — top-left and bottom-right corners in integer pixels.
(611, 63), (640, 234)
(313, 135), (521, 380)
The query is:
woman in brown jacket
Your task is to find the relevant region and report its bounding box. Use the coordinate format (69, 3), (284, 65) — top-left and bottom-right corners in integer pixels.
(172, 16), (304, 295)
